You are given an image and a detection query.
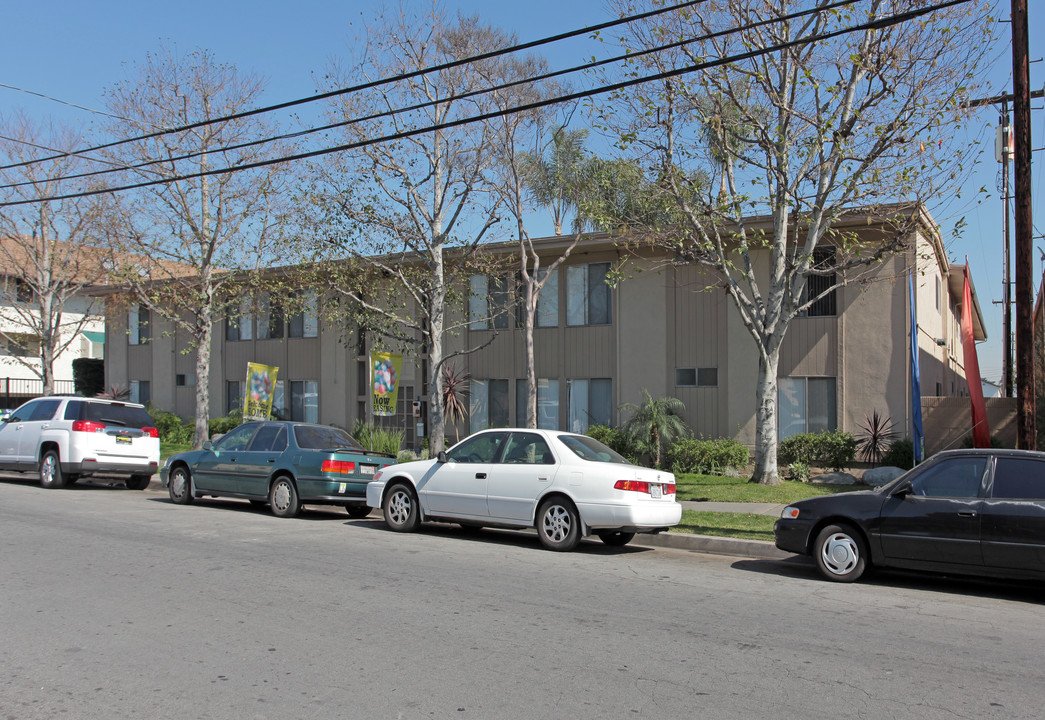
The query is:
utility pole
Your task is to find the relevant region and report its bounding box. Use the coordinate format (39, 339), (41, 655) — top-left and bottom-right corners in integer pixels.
(1011, 0), (1034, 449)
(1001, 101), (1013, 398)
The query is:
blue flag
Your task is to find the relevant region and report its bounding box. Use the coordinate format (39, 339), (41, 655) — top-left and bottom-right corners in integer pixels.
(910, 275), (924, 463)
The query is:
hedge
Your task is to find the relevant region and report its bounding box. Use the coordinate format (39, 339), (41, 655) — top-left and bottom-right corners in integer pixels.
(777, 430), (856, 471)
(666, 437), (750, 474)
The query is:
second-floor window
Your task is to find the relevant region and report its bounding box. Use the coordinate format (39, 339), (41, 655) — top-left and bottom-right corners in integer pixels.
(129, 304), (150, 345)
(566, 263), (612, 326)
(226, 299), (254, 341)
(799, 248), (836, 318)
(469, 274), (511, 330)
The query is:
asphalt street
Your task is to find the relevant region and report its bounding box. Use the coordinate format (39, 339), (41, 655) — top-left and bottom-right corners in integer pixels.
(2, 476), (1044, 719)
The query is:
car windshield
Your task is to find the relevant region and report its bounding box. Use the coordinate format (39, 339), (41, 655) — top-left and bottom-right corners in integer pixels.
(294, 425), (364, 451)
(557, 434), (629, 464)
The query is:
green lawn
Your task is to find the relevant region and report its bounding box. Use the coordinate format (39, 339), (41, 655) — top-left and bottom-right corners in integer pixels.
(675, 473), (864, 503)
(160, 442), (193, 464)
(673, 511), (777, 541)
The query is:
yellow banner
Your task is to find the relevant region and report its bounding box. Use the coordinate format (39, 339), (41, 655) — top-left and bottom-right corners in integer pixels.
(371, 351), (403, 417)
(244, 362), (279, 421)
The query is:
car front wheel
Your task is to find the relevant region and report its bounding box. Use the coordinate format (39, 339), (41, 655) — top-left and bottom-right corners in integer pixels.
(383, 483), (420, 532)
(39, 450), (67, 489)
(269, 477), (301, 518)
(536, 498), (581, 552)
(814, 523), (868, 582)
(168, 466), (194, 505)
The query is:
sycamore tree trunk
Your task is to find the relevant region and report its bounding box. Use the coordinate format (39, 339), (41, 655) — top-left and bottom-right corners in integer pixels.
(752, 344), (782, 485)
(193, 314), (213, 448)
(427, 249), (447, 455)
(523, 281), (537, 429)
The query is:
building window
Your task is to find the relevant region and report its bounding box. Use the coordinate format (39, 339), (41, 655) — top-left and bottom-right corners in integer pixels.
(469, 274), (511, 330)
(129, 304), (151, 345)
(129, 380), (151, 406)
(567, 378), (610, 433)
(257, 293), (284, 339)
(515, 378), (560, 429)
(225, 299), (254, 341)
(288, 291), (318, 338)
(935, 275), (942, 312)
(470, 379), (509, 433)
(799, 248), (836, 317)
(514, 268), (559, 328)
(175, 373), (197, 387)
(4, 332), (41, 358)
(566, 263), (612, 326)
(227, 381), (242, 414)
(290, 380), (318, 422)
(675, 368), (718, 387)
(778, 377), (836, 440)
(14, 278), (33, 303)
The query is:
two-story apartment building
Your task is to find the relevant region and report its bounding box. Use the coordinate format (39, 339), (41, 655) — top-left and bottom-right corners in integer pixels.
(104, 204), (985, 451)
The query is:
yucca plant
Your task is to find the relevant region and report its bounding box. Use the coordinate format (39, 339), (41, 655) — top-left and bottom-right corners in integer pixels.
(351, 420), (404, 456)
(856, 410), (898, 466)
(442, 362), (470, 444)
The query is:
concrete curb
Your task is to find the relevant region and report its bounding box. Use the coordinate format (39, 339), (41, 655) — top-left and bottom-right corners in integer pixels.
(635, 531), (793, 559)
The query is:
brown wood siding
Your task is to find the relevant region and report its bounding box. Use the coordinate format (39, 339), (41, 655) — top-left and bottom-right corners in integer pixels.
(780, 317), (837, 376)
(671, 264), (727, 437)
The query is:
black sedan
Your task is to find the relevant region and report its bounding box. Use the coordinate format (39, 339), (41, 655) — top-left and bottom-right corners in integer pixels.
(160, 421), (395, 518)
(775, 448), (1045, 582)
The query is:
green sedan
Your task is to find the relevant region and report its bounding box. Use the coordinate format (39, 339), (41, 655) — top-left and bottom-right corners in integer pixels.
(160, 421), (395, 518)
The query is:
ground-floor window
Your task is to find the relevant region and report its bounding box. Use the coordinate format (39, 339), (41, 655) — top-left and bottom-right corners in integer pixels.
(130, 380), (150, 406)
(226, 380), (241, 414)
(567, 378), (611, 433)
(515, 378), (560, 429)
(778, 377), (836, 439)
(470, 379), (509, 433)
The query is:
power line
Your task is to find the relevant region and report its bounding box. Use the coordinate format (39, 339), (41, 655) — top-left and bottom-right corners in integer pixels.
(0, 0), (866, 192)
(0, 0), (975, 208)
(0, 82), (132, 123)
(0, 0), (711, 173)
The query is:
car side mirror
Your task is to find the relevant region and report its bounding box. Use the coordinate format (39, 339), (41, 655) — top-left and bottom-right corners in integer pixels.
(202, 440), (213, 451)
(891, 480), (913, 498)
(437, 450), (448, 464)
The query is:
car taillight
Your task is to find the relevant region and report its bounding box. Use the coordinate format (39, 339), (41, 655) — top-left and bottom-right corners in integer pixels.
(614, 480), (651, 493)
(141, 427), (159, 438)
(322, 460), (356, 474)
(614, 480), (676, 495)
(72, 420), (107, 433)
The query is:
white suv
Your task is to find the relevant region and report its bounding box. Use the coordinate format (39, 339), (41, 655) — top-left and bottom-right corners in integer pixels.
(0, 396), (160, 489)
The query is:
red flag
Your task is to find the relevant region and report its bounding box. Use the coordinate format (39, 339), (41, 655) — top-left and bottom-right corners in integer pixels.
(961, 264), (990, 447)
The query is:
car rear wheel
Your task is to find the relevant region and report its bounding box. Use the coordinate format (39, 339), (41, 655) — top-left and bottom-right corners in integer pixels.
(814, 523), (868, 582)
(269, 477), (301, 518)
(383, 483), (420, 532)
(596, 531), (635, 547)
(536, 498), (580, 552)
(345, 503), (371, 518)
(39, 450), (67, 489)
(168, 466), (194, 505)
(126, 475), (151, 490)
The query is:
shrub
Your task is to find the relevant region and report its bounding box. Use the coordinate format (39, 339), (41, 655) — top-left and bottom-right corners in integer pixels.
(352, 420), (404, 456)
(881, 438), (914, 470)
(586, 425), (641, 463)
(72, 358), (105, 397)
(786, 461), (811, 483)
(147, 407), (193, 445)
(666, 437), (750, 475)
(397, 448), (430, 463)
(209, 410), (243, 437)
(778, 430), (856, 471)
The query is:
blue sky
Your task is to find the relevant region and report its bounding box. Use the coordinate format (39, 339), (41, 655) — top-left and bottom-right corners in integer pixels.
(2, 0), (1042, 384)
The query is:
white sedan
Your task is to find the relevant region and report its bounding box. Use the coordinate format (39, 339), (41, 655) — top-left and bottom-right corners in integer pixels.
(366, 428), (682, 551)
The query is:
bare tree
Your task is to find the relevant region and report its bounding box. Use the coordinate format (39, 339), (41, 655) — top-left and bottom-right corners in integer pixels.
(102, 46), (295, 447)
(308, 8), (529, 453)
(0, 112), (111, 394)
(597, 0), (996, 483)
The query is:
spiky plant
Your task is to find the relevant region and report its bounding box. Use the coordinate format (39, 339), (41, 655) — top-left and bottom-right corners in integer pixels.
(856, 410), (898, 466)
(442, 363), (470, 444)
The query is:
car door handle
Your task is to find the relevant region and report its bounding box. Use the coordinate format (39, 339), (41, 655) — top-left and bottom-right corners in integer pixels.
(267, 459), (275, 463)
(475, 472), (487, 479)
(230, 458), (237, 463)
(958, 510), (977, 517)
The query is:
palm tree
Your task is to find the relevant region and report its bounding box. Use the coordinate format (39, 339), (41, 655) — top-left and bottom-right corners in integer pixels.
(619, 389), (688, 469)
(523, 126), (590, 235)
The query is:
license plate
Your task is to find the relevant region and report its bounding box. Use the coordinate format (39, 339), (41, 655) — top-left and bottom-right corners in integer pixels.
(115, 435), (132, 445)
(650, 484), (662, 499)
(361, 465), (376, 476)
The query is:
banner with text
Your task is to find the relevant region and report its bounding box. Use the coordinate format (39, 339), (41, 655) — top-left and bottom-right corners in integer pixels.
(244, 362), (279, 421)
(371, 351), (403, 417)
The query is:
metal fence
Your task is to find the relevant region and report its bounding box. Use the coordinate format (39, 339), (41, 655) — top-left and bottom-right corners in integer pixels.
(0, 378), (77, 409)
